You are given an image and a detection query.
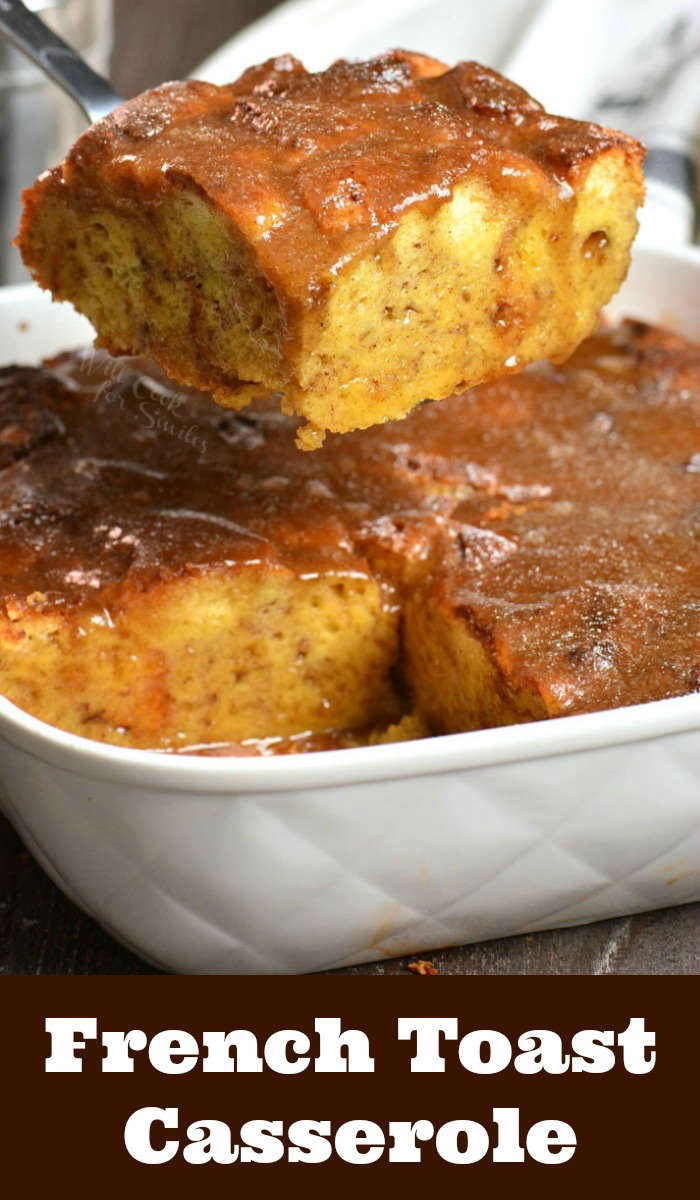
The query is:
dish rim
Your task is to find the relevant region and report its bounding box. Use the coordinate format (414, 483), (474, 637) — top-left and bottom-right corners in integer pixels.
(0, 687), (698, 793)
(1, 242), (698, 794)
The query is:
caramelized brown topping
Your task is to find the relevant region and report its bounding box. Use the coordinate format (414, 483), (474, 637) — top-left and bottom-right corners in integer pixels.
(0, 320), (697, 715)
(52, 52), (641, 308)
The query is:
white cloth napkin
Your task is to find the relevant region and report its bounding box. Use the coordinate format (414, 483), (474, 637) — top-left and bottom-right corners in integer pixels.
(197, 0), (700, 244)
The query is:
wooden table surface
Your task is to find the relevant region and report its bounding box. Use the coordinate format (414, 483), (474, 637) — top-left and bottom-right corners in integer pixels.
(1, 1), (697, 976)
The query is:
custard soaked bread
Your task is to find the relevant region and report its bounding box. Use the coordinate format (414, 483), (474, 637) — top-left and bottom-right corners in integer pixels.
(402, 323), (700, 730)
(18, 52), (645, 448)
(0, 358), (403, 750)
(0, 321), (697, 751)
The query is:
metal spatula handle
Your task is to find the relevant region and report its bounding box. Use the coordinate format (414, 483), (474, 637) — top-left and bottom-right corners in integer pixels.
(0, 0), (121, 124)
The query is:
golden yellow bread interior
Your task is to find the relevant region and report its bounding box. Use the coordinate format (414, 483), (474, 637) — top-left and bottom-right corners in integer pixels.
(17, 52), (645, 447)
(0, 318), (697, 754)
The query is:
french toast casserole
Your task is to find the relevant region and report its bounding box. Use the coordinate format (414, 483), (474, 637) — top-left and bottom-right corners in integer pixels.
(0, 320), (697, 754)
(18, 52), (644, 448)
(8, 52), (695, 753)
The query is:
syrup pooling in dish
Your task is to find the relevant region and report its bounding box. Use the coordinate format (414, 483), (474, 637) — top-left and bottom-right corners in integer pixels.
(0, 320), (697, 750)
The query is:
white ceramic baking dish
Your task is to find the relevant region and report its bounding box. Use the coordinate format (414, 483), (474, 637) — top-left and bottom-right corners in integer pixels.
(0, 242), (698, 974)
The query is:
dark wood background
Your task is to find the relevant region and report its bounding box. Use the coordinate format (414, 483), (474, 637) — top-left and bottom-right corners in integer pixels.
(1, 0), (698, 975)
